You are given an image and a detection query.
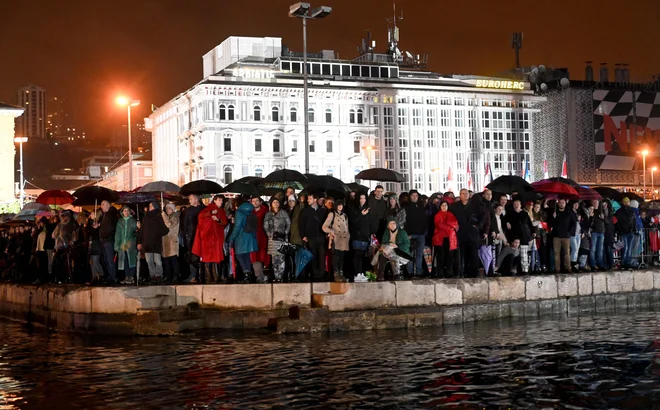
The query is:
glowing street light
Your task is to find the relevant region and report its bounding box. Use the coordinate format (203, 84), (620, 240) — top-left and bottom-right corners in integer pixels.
(653, 166), (657, 200)
(13, 137), (28, 207)
(116, 96), (140, 190)
(363, 144), (374, 168)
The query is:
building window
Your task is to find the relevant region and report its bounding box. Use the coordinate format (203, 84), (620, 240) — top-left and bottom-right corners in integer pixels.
(349, 109), (356, 124)
(292, 139), (298, 152)
(255, 138), (262, 152)
(224, 166), (233, 184)
(454, 98), (464, 106)
(326, 140), (333, 153)
(272, 106), (279, 122)
(468, 111), (476, 128)
(223, 137), (231, 152)
(219, 104), (226, 120)
(325, 108), (332, 123)
(357, 108), (364, 124)
(397, 108), (408, 126)
(454, 110), (464, 128)
(440, 109), (450, 127)
(384, 107), (393, 126)
(309, 140), (316, 153)
(290, 107), (297, 122)
(255, 167), (263, 178)
(254, 106), (261, 121)
(273, 138), (281, 153)
(426, 109), (436, 127)
(308, 108), (315, 123)
(353, 140), (360, 154)
(412, 108), (422, 126)
(440, 97), (451, 106)
(427, 130), (437, 148)
(370, 106), (379, 125)
(441, 130), (450, 149)
(481, 111), (490, 128)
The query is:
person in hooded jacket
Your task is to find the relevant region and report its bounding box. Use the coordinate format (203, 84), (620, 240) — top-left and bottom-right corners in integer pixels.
(432, 200), (458, 278)
(52, 210), (78, 283)
(350, 193), (371, 280)
(289, 194), (306, 247)
(115, 207), (138, 285)
(138, 201), (170, 284)
(162, 203), (180, 283)
(376, 217), (411, 281)
(250, 196), (270, 279)
(385, 194), (406, 230)
(228, 201), (261, 283)
(192, 195), (228, 283)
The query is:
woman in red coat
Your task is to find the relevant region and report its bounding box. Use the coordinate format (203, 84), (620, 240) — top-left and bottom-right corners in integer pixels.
(193, 195), (228, 283)
(432, 200), (459, 278)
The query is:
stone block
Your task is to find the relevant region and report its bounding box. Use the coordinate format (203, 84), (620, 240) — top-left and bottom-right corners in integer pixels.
(273, 283), (311, 308)
(595, 295), (614, 312)
(639, 291), (652, 308)
(557, 298), (568, 315)
(634, 271), (654, 291)
(123, 286), (175, 299)
(312, 282), (330, 294)
(488, 277), (525, 302)
(606, 272), (634, 293)
(329, 311), (376, 332)
(396, 280), (435, 307)
(202, 284), (272, 310)
(442, 306), (463, 324)
(312, 282), (396, 311)
(464, 304), (497, 322)
(592, 273), (608, 295)
(329, 282), (350, 295)
(539, 300), (559, 316)
(556, 275), (578, 297)
(523, 301), (539, 317)
(91, 287), (142, 314)
(243, 311), (282, 329)
(204, 309), (245, 329)
(578, 296), (596, 312)
(628, 292), (641, 308)
(525, 275), (558, 300)
(407, 311), (443, 328)
(58, 289), (92, 313)
(435, 281), (463, 305)
(461, 279), (489, 304)
(614, 294), (629, 312)
(577, 274), (593, 296)
(175, 285), (203, 306)
(509, 302), (525, 317)
(375, 310), (408, 330)
(567, 297), (579, 314)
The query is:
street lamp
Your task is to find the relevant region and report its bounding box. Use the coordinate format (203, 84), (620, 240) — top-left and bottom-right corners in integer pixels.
(652, 166), (657, 200)
(13, 137), (28, 207)
(288, 2), (332, 175)
(641, 149), (649, 200)
(363, 144), (374, 168)
(116, 96), (140, 190)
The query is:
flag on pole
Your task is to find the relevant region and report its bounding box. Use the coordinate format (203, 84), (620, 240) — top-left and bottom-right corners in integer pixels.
(466, 162), (472, 191)
(524, 157), (531, 181)
(447, 166), (453, 192)
(484, 162), (493, 184)
(561, 153), (568, 178)
(543, 156), (549, 179)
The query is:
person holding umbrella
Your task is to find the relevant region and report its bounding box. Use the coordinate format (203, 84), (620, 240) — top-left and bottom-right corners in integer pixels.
(161, 203), (180, 284)
(137, 201), (169, 284)
(228, 200), (261, 283)
(193, 195), (229, 284)
(98, 200), (119, 285)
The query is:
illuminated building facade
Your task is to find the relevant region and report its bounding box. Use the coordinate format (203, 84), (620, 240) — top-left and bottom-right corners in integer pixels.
(16, 84), (46, 139)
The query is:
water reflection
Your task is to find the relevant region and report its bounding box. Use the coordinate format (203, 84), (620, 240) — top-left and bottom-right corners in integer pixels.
(0, 310), (658, 409)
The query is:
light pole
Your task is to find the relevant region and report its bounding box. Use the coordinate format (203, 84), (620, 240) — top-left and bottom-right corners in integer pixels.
(642, 149), (649, 200)
(653, 167), (657, 200)
(363, 145), (374, 168)
(289, 2), (332, 174)
(116, 97), (140, 190)
(14, 137), (28, 207)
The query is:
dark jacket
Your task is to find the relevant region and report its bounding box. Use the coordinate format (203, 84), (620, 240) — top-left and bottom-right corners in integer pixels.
(138, 209), (169, 254)
(350, 203), (371, 242)
(367, 194), (387, 236)
(549, 208), (576, 239)
(181, 204), (205, 250)
(99, 207), (119, 244)
(505, 209), (535, 243)
(404, 201), (427, 235)
(299, 205), (327, 240)
(615, 205), (636, 235)
(450, 199), (489, 243)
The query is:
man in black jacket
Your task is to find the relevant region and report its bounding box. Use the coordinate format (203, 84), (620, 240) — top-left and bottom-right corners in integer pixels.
(98, 200), (119, 284)
(299, 192), (328, 280)
(349, 193), (370, 279)
(367, 185), (387, 239)
(138, 201), (169, 284)
(615, 197), (637, 268)
(404, 190), (428, 277)
(549, 199), (576, 273)
(181, 194), (205, 282)
(450, 189), (488, 278)
(504, 199), (535, 273)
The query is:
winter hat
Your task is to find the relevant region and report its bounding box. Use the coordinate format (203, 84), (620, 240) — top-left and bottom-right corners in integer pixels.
(622, 197), (631, 205)
(630, 199), (639, 208)
(408, 189), (419, 196)
(335, 199), (344, 208)
(287, 194), (296, 203)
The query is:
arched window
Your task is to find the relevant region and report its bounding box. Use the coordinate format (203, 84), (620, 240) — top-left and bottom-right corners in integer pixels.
(255, 167), (263, 178)
(307, 108), (315, 123)
(219, 104), (226, 121)
(290, 107), (297, 122)
(253, 106), (261, 121)
(349, 108), (356, 124)
(272, 106), (279, 122)
(325, 108), (332, 123)
(357, 108), (364, 124)
(227, 105), (235, 120)
(223, 166), (233, 184)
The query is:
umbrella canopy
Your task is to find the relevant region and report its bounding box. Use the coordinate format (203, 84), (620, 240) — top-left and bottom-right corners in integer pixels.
(224, 181), (261, 197)
(139, 181), (180, 194)
(546, 177), (581, 188)
(531, 179), (579, 199)
(14, 209), (45, 221)
(640, 200), (660, 211)
(21, 202), (52, 212)
(346, 182), (369, 194)
(304, 175), (350, 195)
(36, 190), (75, 206)
(116, 192), (157, 205)
(356, 168), (405, 183)
(294, 247), (314, 278)
(180, 180), (224, 196)
(262, 169), (307, 190)
(592, 187), (622, 202)
(575, 186), (602, 201)
(486, 175), (534, 194)
(73, 186), (119, 206)
(623, 192), (645, 203)
(235, 176), (264, 185)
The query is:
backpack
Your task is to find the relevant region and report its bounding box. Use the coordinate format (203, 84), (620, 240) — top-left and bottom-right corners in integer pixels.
(243, 213), (258, 233)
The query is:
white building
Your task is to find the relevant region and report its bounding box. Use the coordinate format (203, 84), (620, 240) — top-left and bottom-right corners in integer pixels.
(147, 36), (544, 193)
(16, 84), (47, 139)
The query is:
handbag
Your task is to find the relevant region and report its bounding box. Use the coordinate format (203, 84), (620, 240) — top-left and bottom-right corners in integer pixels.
(273, 232), (287, 242)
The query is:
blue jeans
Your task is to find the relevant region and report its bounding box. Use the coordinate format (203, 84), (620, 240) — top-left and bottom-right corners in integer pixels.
(407, 234), (426, 276)
(101, 241), (117, 281)
(621, 233), (635, 267)
(121, 251), (136, 279)
(570, 235), (581, 262)
(590, 232), (604, 268)
(236, 253), (252, 274)
(145, 253), (163, 278)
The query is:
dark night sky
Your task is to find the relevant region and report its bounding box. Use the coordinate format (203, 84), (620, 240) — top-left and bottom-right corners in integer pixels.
(2, 0), (660, 139)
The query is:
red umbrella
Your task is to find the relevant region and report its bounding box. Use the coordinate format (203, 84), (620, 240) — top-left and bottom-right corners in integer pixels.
(576, 186), (602, 201)
(531, 179), (579, 199)
(35, 189), (75, 206)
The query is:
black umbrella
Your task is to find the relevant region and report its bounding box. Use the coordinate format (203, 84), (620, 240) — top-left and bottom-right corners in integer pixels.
(180, 180), (224, 196)
(139, 181), (180, 194)
(235, 176), (264, 185)
(486, 175), (534, 195)
(347, 182), (369, 193)
(302, 185), (347, 200)
(356, 168), (405, 183)
(72, 186), (119, 206)
(116, 192), (157, 204)
(592, 187), (623, 202)
(546, 177), (581, 188)
(224, 181), (261, 197)
(304, 175), (350, 193)
(262, 169), (307, 190)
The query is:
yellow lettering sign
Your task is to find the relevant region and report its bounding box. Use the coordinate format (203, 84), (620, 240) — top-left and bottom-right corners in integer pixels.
(475, 79), (525, 90)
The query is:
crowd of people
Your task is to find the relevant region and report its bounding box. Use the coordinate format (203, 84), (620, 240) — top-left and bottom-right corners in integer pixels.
(0, 185), (655, 285)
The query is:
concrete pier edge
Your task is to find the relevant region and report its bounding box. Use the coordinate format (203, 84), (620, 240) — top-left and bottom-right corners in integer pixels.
(0, 270), (658, 335)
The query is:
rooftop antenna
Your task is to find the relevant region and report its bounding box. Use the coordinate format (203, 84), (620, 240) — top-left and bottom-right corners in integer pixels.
(511, 32), (523, 69)
(386, 3), (403, 63)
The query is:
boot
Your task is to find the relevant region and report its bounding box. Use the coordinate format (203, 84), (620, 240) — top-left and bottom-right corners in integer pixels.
(210, 263), (219, 283)
(334, 270), (348, 283)
(204, 264), (213, 284)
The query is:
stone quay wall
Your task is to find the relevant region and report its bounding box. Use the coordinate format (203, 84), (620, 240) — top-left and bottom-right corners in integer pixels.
(0, 270), (658, 335)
